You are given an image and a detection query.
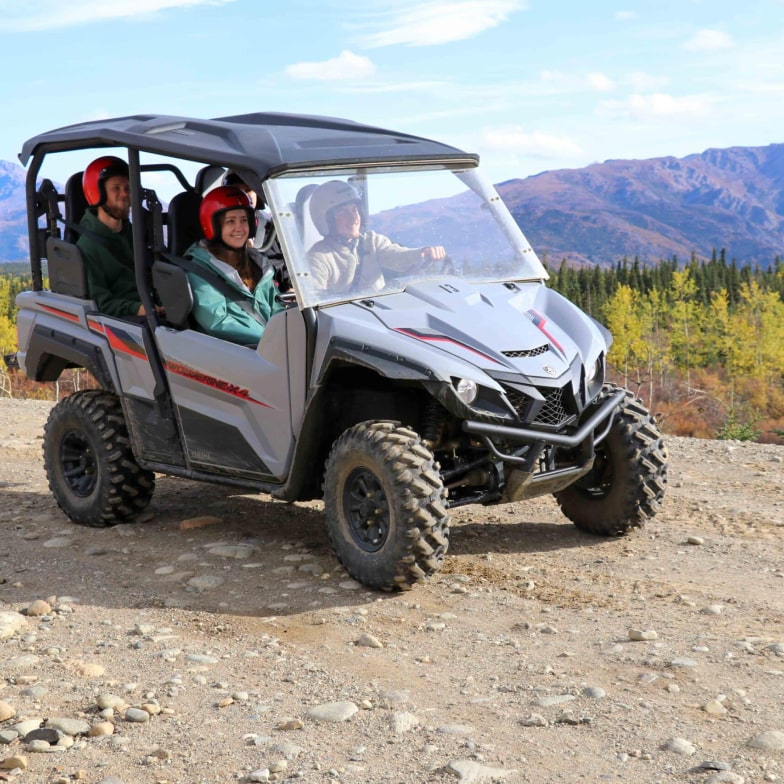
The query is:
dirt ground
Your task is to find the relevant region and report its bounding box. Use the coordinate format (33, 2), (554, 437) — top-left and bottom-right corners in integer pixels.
(1, 397), (783, 784)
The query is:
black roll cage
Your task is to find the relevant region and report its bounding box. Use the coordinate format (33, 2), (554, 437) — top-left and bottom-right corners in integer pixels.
(20, 113), (477, 440)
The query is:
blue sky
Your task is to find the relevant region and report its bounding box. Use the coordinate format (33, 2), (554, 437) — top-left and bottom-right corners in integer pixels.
(1, 0), (783, 187)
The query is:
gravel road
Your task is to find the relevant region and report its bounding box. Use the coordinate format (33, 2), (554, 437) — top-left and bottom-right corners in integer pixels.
(1, 397), (783, 784)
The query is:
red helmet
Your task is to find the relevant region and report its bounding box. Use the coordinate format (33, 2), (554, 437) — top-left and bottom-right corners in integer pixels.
(199, 185), (257, 241)
(83, 156), (129, 207)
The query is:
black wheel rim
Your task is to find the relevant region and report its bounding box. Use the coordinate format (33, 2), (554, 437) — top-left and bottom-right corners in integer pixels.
(60, 428), (98, 497)
(342, 467), (390, 553)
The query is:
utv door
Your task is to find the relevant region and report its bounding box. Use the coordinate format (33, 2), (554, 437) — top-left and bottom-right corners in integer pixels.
(153, 308), (307, 481)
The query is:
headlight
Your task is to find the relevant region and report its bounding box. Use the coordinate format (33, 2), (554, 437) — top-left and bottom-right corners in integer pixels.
(586, 357), (602, 384)
(454, 378), (478, 404)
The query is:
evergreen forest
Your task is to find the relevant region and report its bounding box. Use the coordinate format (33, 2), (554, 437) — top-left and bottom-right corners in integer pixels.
(2, 251), (784, 443)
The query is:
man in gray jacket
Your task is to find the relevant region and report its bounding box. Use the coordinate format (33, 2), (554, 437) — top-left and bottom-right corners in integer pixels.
(306, 180), (445, 292)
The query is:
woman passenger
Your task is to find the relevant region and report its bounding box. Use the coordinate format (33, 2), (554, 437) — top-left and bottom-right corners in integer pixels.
(183, 186), (283, 345)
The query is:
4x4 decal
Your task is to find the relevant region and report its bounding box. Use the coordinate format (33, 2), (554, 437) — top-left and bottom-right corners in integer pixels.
(164, 359), (273, 407)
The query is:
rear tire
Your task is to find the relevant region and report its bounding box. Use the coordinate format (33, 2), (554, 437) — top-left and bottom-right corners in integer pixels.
(323, 421), (449, 591)
(554, 384), (667, 536)
(43, 390), (155, 527)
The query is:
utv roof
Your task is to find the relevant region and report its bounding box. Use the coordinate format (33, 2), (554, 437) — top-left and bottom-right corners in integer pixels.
(19, 112), (478, 179)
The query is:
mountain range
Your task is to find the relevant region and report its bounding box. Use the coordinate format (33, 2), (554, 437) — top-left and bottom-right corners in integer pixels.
(497, 143), (784, 268)
(0, 143), (782, 268)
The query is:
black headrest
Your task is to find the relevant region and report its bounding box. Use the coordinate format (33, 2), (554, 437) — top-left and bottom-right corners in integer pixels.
(64, 172), (88, 244)
(195, 165), (226, 194)
(167, 190), (202, 256)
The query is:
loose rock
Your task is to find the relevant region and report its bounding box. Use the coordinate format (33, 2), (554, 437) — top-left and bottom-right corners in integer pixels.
(629, 629), (658, 641)
(0, 612), (27, 640)
(663, 737), (697, 755)
(445, 759), (516, 782)
(26, 599), (52, 616)
(747, 731), (784, 752)
(305, 702), (358, 722)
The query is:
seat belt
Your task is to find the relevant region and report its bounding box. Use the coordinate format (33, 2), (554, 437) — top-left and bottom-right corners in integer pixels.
(159, 252), (268, 327)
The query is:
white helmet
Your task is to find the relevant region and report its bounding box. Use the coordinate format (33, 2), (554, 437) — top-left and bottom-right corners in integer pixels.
(309, 180), (361, 236)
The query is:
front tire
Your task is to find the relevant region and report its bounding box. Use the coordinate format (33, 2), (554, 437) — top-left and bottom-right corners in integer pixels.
(554, 384), (667, 536)
(323, 421), (449, 591)
(43, 390), (155, 527)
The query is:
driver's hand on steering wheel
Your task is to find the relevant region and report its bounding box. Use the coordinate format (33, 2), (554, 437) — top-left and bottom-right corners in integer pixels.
(421, 246), (447, 261)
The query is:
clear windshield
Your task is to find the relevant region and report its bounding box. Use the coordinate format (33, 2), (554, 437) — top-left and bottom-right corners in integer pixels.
(264, 164), (548, 309)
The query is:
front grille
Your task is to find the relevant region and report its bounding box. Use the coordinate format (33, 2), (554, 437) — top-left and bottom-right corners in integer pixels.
(504, 388), (533, 420)
(503, 383), (574, 428)
(502, 344), (549, 359)
(537, 386), (567, 427)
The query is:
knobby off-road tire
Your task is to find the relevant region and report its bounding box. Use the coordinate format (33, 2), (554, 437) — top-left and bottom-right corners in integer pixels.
(43, 390), (155, 527)
(323, 421), (449, 591)
(554, 383), (667, 536)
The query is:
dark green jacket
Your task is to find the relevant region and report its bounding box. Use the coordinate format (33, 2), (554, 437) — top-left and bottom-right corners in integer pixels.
(77, 208), (140, 317)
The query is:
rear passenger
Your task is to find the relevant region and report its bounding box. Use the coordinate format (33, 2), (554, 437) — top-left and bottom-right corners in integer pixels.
(76, 156), (154, 318)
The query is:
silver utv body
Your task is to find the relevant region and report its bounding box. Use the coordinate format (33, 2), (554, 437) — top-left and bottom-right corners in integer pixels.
(14, 113), (667, 589)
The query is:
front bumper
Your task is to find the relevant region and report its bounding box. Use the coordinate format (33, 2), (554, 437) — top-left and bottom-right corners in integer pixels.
(462, 388), (625, 465)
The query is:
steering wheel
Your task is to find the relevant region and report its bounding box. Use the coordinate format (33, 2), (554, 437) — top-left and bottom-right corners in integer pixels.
(432, 254), (456, 275)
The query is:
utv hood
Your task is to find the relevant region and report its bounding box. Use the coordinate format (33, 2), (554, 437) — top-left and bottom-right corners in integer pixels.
(353, 278), (607, 383)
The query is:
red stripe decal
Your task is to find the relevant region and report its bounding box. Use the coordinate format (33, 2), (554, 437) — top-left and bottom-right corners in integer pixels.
(165, 360), (272, 407)
(394, 328), (500, 364)
(528, 311), (565, 354)
(41, 304), (80, 323)
(103, 326), (147, 360)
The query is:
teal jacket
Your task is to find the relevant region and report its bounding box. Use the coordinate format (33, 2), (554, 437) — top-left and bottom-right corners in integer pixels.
(77, 208), (140, 317)
(184, 242), (284, 345)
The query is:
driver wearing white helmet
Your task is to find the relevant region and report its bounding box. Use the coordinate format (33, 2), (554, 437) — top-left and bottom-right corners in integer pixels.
(306, 180), (446, 291)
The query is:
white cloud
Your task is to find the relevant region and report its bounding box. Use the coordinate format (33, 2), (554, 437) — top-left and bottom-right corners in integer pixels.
(537, 70), (578, 94)
(599, 92), (712, 120)
(481, 128), (583, 159)
(682, 29), (734, 52)
(540, 69), (616, 94)
(587, 72), (615, 92)
(540, 70), (567, 84)
(285, 50), (377, 82)
(0, 0), (235, 30)
(338, 80), (447, 94)
(625, 71), (668, 92)
(359, 0), (526, 48)
(614, 11), (637, 21)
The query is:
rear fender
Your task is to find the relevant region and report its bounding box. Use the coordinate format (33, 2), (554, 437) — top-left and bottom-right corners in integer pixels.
(15, 292), (119, 390)
(23, 323), (115, 390)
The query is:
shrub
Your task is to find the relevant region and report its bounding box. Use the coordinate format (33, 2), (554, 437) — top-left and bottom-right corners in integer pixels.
(716, 410), (760, 442)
